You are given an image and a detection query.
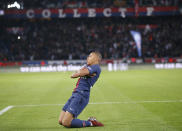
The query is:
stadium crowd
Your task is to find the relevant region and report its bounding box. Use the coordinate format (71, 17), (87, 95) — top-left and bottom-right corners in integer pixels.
(0, 17), (182, 61)
(0, 0), (181, 9)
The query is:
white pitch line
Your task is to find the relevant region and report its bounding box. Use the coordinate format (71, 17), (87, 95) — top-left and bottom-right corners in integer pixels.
(14, 100), (182, 107)
(15, 104), (65, 107)
(1, 100), (182, 116)
(0, 106), (14, 115)
(90, 100), (182, 104)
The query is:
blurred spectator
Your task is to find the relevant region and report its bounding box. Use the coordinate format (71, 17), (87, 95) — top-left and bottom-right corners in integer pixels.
(0, 0), (180, 9)
(0, 16), (182, 61)
(139, 0), (179, 6)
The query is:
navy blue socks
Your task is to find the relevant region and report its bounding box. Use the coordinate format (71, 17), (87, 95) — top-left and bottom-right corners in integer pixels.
(71, 119), (91, 128)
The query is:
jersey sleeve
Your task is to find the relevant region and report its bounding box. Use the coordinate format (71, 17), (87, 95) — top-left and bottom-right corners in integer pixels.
(87, 65), (99, 75)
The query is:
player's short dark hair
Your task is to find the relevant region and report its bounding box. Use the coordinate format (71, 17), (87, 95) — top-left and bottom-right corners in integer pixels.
(92, 51), (102, 62)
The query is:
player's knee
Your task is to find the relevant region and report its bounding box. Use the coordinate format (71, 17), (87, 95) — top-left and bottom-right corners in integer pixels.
(62, 119), (71, 127)
(58, 119), (62, 125)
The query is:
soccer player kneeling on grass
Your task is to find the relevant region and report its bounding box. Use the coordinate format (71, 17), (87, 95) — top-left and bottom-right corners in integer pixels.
(58, 51), (104, 128)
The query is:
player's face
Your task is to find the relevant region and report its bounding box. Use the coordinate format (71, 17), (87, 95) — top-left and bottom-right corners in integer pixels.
(87, 53), (97, 65)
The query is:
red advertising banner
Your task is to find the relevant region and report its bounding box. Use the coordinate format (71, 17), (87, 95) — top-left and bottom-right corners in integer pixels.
(4, 6), (181, 19)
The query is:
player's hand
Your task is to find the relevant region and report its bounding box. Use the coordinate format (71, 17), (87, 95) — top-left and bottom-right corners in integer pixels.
(70, 70), (80, 78)
(70, 74), (75, 78)
(85, 73), (96, 77)
(70, 67), (90, 78)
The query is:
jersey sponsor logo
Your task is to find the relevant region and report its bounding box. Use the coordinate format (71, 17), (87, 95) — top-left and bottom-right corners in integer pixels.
(81, 76), (87, 79)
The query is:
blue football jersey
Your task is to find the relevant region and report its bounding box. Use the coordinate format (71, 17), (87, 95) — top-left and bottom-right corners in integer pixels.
(74, 64), (101, 92)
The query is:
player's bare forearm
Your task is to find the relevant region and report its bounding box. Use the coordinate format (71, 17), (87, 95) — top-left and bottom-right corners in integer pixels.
(71, 68), (89, 78)
(71, 71), (80, 78)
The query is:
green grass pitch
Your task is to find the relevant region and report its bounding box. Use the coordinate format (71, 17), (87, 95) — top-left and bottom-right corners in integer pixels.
(0, 69), (182, 131)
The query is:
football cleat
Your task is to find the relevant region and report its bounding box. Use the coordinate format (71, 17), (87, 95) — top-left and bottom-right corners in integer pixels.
(88, 117), (104, 127)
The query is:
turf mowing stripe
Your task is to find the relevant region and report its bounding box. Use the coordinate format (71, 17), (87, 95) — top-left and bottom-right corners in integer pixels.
(0, 106), (14, 115)
(13, 100), (182, 107)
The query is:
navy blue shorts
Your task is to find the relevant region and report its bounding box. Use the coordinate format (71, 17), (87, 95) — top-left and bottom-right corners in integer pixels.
(62, 91), (90, 118)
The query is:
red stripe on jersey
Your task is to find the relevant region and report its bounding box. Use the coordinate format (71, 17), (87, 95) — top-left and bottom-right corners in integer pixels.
(73, 78), (81, 92)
